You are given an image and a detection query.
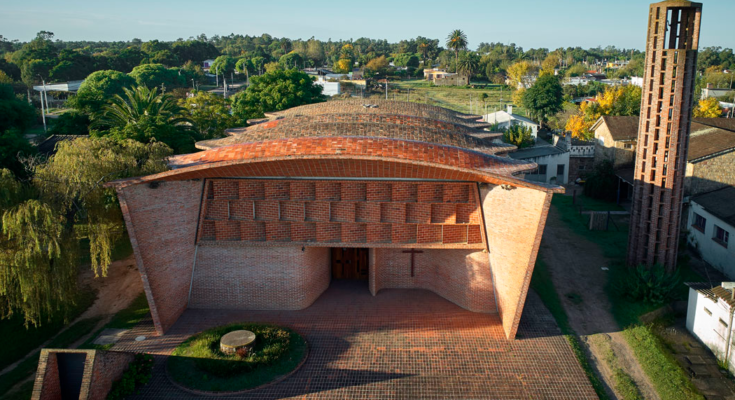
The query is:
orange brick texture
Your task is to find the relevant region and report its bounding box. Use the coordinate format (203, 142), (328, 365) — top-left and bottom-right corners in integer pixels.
(480, 184), (553, 339)
(189, 246), (330, 310)
(628, 1), (702, 269)
(32, 349), (134, 400)
(370, 248), (496, 312)
(197, 179), (484, 249)
(117, 180), (204, 335)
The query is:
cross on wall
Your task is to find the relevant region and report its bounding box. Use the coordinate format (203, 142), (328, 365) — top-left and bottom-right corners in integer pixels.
(402, 248), (424, 277)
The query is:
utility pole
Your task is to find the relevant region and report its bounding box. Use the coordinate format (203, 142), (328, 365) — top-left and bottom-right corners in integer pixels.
(39, 78), (47, 133)
(223, 78), (227, 98)
(385, 77), (388, 100)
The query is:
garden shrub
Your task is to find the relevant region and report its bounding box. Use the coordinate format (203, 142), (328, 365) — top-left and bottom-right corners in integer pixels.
(616, 263), (680, 305)
(107, 353), (154, 400)
(583, 160), (618, 201)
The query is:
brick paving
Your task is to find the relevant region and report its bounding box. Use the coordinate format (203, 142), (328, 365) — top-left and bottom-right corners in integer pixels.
(113, 281), (596, 399)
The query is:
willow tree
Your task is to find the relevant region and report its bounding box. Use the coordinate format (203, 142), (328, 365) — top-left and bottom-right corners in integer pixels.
(0, 137), (171, 326)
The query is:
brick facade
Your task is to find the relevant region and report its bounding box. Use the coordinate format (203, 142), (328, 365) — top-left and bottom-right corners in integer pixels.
(569, 156), (596, 183)
(685, 150), (735, 197)
(628, 1), (702, 269)
(189, 246), (330, 310)
(118, 180), (204, 335)
(371, 248), (496, 312)
(480, 184), (553, 339)
(32, 349), (134, 400)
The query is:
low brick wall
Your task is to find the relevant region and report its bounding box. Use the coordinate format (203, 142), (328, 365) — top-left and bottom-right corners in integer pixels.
(189, 245), (331, 310)
(32, 349), (135, 400)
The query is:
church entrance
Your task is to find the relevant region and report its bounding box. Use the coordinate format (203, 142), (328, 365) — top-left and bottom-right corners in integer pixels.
(331, 248), (369, 280)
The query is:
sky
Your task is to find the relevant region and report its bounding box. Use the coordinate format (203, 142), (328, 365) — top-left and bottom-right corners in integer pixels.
(1, 0), (733, 50)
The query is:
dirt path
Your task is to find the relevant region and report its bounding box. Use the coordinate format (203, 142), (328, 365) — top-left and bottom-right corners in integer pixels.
(539, 206), (659, 400)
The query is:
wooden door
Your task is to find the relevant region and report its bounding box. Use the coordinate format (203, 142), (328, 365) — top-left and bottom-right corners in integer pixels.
(331, 248), (369, 280)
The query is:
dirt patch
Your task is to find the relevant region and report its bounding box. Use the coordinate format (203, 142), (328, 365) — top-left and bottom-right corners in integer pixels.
(78, 255), (144, 320)
(540, 206), (659, 399)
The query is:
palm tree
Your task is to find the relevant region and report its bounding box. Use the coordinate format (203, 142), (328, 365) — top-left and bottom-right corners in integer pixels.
(418, 42), (429, 62)
(456, 51), (479, 81)
(92, 86), (192, 129)
(446, 30), (468, 73)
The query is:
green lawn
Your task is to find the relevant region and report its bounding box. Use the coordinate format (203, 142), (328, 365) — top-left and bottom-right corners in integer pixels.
(0, 317), (102, 397)
(0, 289), (96, 371)
(388, 79), (527, 116)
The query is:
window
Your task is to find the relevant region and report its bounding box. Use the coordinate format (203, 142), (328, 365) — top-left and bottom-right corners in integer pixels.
(557, 165), (565, 175)
(720, 318), (729, 328)
(714, 225), (730, 248)
(624, 143), (633, 149)
(538, 164), (548, 176)
(704, 307), (712, 316)
(692, 212), (706, 232)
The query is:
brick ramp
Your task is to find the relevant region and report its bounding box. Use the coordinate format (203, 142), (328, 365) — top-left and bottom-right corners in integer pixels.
(113, 281), (596, 399)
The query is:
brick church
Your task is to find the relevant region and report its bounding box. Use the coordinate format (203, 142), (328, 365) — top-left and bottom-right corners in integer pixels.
(110, 99), (562, 340)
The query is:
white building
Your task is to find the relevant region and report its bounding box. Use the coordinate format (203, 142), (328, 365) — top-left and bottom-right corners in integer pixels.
(687, 186), (735, 277)
(484, 106), (539, 138)
(508, 143), (570, 185)
(314, 77), (341, 97)
(701, 84), (732, 101)
(686, 282), (735, 374)
(202, 59), (215, 71)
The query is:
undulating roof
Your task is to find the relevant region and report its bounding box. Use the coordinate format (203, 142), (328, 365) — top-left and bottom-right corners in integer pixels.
(198, 113), (510, 155)
(258, 99), (494, 129)
(691, 186), (735, 226)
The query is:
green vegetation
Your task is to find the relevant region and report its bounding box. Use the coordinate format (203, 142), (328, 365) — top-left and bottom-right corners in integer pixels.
(530, 260), (609, 400)
(107, 354), (154, 400)
(589, 334), (642, 400)
(623, 325), (703, 400)
(168, 323), (307, 392)
(390, 79), (518, 115)
(0, 316), (101, 398)
(0, 289), (95, 371)
(82, 293), (150, 350)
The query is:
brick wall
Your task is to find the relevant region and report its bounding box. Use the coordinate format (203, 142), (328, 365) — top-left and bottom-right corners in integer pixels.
(198, 179), (485, 249)
(568, 157), (595, 183)
(685, 151), (735, 197)
(87, 351), (135, 400)
(371, 248), (495, 312)
(480, 184), (552, 339)
(32, 349), (134, 400)
(189, 246), (330, 310)
(593, 124), (636, 168)
(118, 180), (204, 335)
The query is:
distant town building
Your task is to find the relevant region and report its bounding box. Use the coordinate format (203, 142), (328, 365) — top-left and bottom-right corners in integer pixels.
(701, 83), (733, 101)
(483, 106), (539, 138)
(202, 59), (215, 71)
(315, 77), (341, 97)
(627, 0), (702, 269)
(509, 143), (570, 185)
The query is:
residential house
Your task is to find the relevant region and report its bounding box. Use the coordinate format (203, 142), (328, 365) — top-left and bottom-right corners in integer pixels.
(484, 106), (539, 138)
(202, 59), (215, 71)
(701, 83), (732, 101)
(423, 68), (454, 81)
(591, 115), (638, 168)
(687, 187), (735, 276)
(509, 142), (570, 185)
(686, 282), (735, 374)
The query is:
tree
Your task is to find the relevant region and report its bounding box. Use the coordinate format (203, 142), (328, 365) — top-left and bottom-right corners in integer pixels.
(393, 53), (420, 68)
(231, 69), (326, 122)
(92, 86), (196, 153)
(180, 91), (239, 139)
(507, 61), (532, 88)
(445, 30), (468, 73)
(693, 97), (723, 118)
(128, 63), (185, 90)
(70, 70), (135, 114)
(48, 111), (90, 136)
(583, 160), (618, 201)
(502, 124), (534, 148)
(456, 51), (479, 80)
(210, 55), (237, 84)
(279, 52), (303, 70)
(333, 58), (352, 74)
(0, 138), (171, 326)
(365, 56), (389, 76)
(236, 58), (255, 77)
(541, 54), (560, 76)
(522, 75), (563, 126)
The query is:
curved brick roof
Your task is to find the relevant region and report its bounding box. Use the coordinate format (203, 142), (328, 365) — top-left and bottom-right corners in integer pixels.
(198, 113), (510, 155)
(109, 137), (562, 193)
(261, 99), (493, 129)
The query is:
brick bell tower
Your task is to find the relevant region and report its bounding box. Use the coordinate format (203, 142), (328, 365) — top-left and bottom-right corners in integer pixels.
(627, 1), (702, 270)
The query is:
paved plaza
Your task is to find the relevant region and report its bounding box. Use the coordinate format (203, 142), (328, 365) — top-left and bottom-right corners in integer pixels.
(113, 281), (596, 399)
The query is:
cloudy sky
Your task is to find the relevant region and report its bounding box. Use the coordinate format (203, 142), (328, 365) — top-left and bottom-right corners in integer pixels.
(2, 0), (732, 50)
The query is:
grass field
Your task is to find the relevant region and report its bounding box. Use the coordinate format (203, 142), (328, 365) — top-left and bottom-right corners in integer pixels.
(371, 79), (528, 116)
